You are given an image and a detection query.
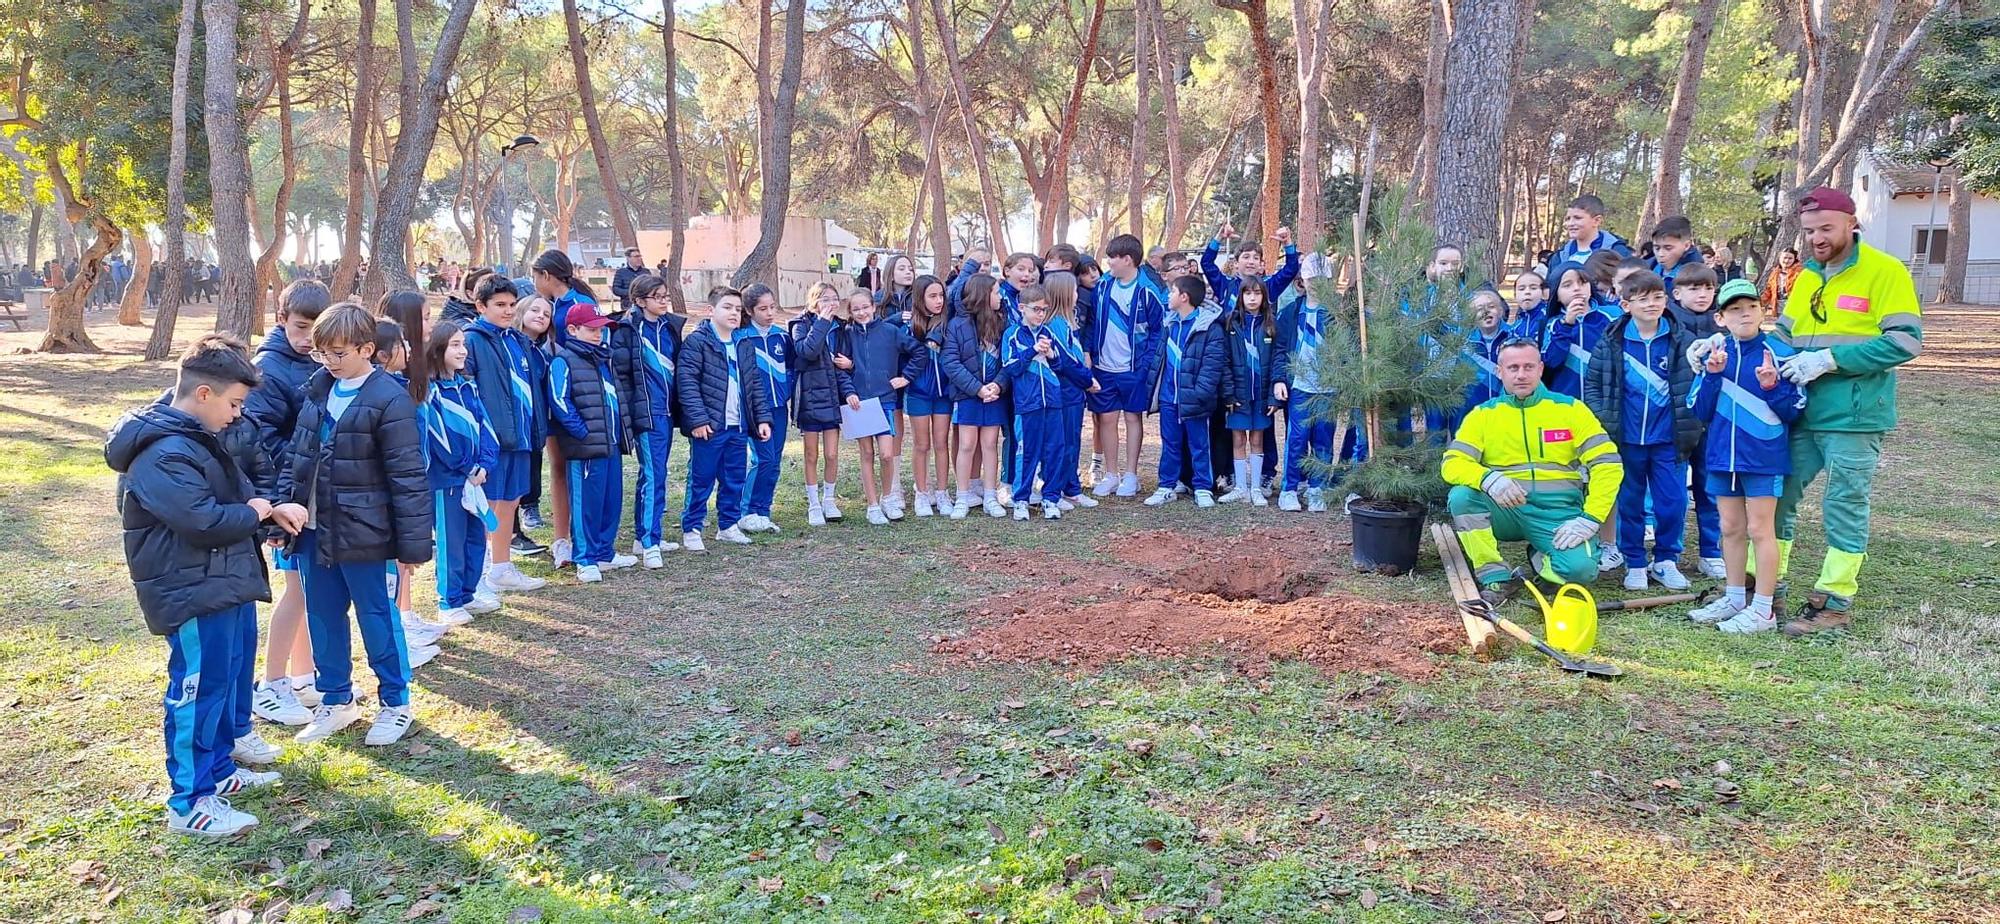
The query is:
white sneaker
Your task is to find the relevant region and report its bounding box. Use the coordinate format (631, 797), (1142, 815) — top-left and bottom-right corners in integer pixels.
(167, 795), (257, 837)
(1070, 493), (1099, 508)
(717, 525), (752, 544)
(465, 594), (501, 615)
(251, 678), (311, 726)
(1194, 490), (1215, 508)
(435, 606), (473, 626)
(932, 490), (951, 509)
(1650, 561), (1691, 591)
(487, 563), (548, 592)
(1624, 568), (1650, 591)
(738, 514), (772, 533)
(400, 612), (448, 647)
(642, 547), (664, 569)
(1278, 491), (1302, 512)
(914, 494), (934, 517)
(1250, 488), (1268, 507)
(1306, 489), (1328, 513)
(883, 495), (905, 521)
(214, 767), (282, 796)
(599, 552), (635, 570)
(295, 701), (363, 743)
(576, 564), (603, 583)
(1143, 488), (1176, 507)
(1718, 608), (1778, 634)
(1012, 502), (1030, 521)
(866, 505), (890, 526)
(807, 502), (827, 527)
(1117, 472), (1139, 497)
(983, 498), (1006, 518)
(1093, 476), (1118, 497)
(1688, 596), (1743, 625)
(364, 705), (413, 746)
(550, 538), (573, 568)
(1057, 497), (1075, 511)
(822, 497), (844, 521)
(1698, 557), (1728, 580)
(683, 531), (706, 552)
(231, 731), (281, 765)
(409, 643), (442, 668)
(1218, 486), (1249, 503)
(1042, 501), (1062, 520)
(1598, 546), (1626, 573)
(950, 501), (969, 520)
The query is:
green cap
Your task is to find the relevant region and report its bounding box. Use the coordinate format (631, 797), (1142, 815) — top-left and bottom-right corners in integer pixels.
(1716, 278), (1759, 310)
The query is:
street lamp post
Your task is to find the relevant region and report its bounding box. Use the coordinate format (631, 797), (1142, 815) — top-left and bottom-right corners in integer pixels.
(497, 134), (541, 273)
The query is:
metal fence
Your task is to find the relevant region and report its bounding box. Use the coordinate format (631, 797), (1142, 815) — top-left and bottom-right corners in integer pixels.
(1906, 261), (2000, 305)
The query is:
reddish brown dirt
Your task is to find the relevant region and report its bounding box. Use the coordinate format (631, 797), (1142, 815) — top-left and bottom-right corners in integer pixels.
(934, 527), (1462, 680)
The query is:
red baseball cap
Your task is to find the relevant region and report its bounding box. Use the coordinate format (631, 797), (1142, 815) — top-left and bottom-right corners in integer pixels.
(564, 304), (612, 329)
(1798, 187), (1856, 216)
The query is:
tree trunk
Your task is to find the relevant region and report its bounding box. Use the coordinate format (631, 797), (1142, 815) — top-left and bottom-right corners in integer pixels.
(1832, 0), (1900, 190)
(1434, 0), (1530, 279)
(38, 154), (109, 354)
(1152, 0), (1189, 247)
(929, 0), (1007, 255)
(903, 0), (942, 262)
(1291, 0), (1337, 247)
(146, 0), (200, 360)
(1040, 0), (1107, 249)
(1792, 0), (1831, 190)
(1127, 0), (1152, 239)
(564, 0), (639, 249)
(661, 0), (690, 311)
(332, 0), (377, 300)
(1227, 0), (1286, 252)
(732, 0), (807, 287)
(203, 0), (258, 337)
(25, 204), (40, 275)
(1638, 0), (1725, 238)
(118, 233), (153, 326)
(251, 0), (308, 328)
(361, 0), (481, 304)
(1939, 119), (1970, 304)
(1414, 0), (1450, 206)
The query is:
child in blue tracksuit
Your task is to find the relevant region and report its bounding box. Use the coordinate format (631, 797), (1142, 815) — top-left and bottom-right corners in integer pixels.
(944, 274), (1010, 518)
(1583, 270), (1698, 592)
(422, 321), (501, 626)
(905, 275), (955, 517)
(108, 334), (283, 836)
(1087, 235), (1166, 499)
(1686, 283), (1807, 634)
(1667, 262), (1724, 577)
(1460, 287), (1508, 417)
(462, 276), (549, 593)
(792, 283), (853, 525)
(629, 274), (685, 562)
(1541, 260), (1619, 398)
(549, 303), (635, 580)
(1648, 216), (1708, 300)
(1201, 223), (1302, 311)
(1506, 269), (1549, 343)
(677, 287), (773, 550)
(1221, 277), (1275, 505)
(1271, 269), (1335, 513)
(1144, 276), (1229, 507)
(840, 289), (927, 524)
(737, 283), (791, 532)
(1003, 284), (1089, 519)
(276, 304), (434, 748)
(1042, 271), (1095, 509)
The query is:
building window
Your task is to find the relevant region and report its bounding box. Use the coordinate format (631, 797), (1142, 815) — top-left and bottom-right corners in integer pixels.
(1914, 227), (1949, 264)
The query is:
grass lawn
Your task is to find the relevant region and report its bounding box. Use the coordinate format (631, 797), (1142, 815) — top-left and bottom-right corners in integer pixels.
(1, 305), (1996, 923)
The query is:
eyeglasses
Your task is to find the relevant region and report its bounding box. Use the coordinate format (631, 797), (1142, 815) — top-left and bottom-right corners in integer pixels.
(309, 347), (358, 361)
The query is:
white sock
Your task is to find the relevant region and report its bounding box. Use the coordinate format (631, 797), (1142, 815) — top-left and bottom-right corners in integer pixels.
(1726, 585), (1747, 608)
(1248, 453), (1264, 490)
(805, 483), (820, 509)
(1749, 594), (1774, 617)
(288, 673), (314, 688)
(1233, 458), (1248, 489)
(1090, 453), (1103, 471)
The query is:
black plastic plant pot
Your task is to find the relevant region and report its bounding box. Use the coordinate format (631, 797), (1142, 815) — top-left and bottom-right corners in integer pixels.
(1350, 499), (1426, 575)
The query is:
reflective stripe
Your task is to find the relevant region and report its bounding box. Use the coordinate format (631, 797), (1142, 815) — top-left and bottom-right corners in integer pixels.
(1578, 433), (1614, 454)
(1587, 453), (1622, 468)
(1786, 333), (1875, 348)
(1885, 330), (1922, 356)
(1452, 513), (1491, 531)
(1497, 462), (1579, 477)
(1447, 439), (1483, 460)
(1879, 312), (1923, 330)
(1524, 480), (1583, 494)
(1474, 562), (1513, 581)
(1777, 315), (1795, 334)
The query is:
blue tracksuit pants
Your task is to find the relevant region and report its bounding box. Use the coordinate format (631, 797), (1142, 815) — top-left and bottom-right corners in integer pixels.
(568, 455), (623, 566)
(1687, 449), (1721, 559)
(1059, 401), (1085, 497)
(1000, 392), (1018, 486)
(1340, 407), (1369, 463)
(1283, 391), (1334, 490)
(433, 487), (485, 610)
(163, 602), (255, 815)
(297, 529), (409, 708)
(1158, 404), (1213, 492)
(634, 422), (675, 549)
(1011, 407), (1065, 504)
(684, 426), (748, 533)
(742, 408), (788, 517)
(1616, 442), (1687, 565)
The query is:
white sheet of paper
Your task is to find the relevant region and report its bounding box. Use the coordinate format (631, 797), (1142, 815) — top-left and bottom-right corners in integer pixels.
(840, 396), (892, 440)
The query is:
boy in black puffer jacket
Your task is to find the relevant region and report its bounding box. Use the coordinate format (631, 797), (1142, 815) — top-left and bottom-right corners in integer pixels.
(106, 335), (285, 837)
(676, 287), (772, 550)
(275, 304), (434, 749)
(550, 303), (638, 580)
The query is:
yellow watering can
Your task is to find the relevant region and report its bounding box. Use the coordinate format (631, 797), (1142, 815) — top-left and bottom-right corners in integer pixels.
(1526, 582), (1598, 656)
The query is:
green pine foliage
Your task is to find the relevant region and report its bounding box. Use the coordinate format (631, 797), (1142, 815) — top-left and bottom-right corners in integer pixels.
(1296, 184), (1484, 512)
(1914, 12), (2000, 196)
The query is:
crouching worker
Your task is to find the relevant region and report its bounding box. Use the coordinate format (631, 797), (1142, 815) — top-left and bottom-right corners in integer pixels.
(1441, 339), (1624, 599)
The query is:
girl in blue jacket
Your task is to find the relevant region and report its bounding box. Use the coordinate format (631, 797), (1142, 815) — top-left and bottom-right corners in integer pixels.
(1506, 269), (1549, 343)
(944, 274), (1009, 519)
(1042, 272), (1095, 510)
(838, 289), (927, 525)
(1221, 278), (1274, 505)
(905, 275), (954, 517)
(421, 321), (501, 625)
(1541, 261), (1618, 397)
(737, 283), (791, 533)
(791, 282), (852, 526)
(1003, 287), (1091, 519)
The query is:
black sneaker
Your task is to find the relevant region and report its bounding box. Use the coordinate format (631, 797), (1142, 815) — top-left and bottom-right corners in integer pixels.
(511, 533), (549, 556)
(520, 508), (545, 530)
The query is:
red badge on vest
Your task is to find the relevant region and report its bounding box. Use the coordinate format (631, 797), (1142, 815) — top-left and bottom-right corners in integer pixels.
(1542, 428), (1573, 443)
(1836, 294), (1871, 314)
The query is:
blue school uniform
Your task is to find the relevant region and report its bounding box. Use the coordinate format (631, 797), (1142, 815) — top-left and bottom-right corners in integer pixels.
(1459, 327), (1507, 416)
(462, 319), (540, 502)
(423, 375), (500, 610)
(842, 317), (927, 411)
(1223, 308), (1275, 431)
(1004, 320), (1090, 504)
(1272, 299), (1339, 490)
(1084, 272), (1166, 415)
(549, 337), (625, 567)
(941, 315), (1007, 428)
(1046, 315), (1090, 498)
(1150, 301), (1229, 492)
(790, 311), (853, 433)
(1541, 229), (1633, 281)
(1652, 247), (1707, 299)
(1607, 317), (1686, 565)
(676, 322), (772, 534)
(1201, 239), (1303, 311)
(1690, 331), (1806, 496)
(736, 321), (792, 519)
(631, 311), (683, 550)
(1541, 296), (1620, 398)
(1503, 301), (1551, 344)
(904, 320), (954, 418)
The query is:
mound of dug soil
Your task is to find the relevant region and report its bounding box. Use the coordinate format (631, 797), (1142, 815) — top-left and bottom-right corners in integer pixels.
(934, 527), (1461, 680)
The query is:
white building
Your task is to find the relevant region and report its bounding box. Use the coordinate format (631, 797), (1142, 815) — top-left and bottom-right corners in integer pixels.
(1853, 151), (2000, 304)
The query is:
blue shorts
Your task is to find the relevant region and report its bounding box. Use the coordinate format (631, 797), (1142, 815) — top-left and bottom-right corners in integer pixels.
(906, 391), (952, 418)
(954, 398), (1007, 428)
(1225, 407), (1273, 431)
(487, 450), (532, 502)
(1705, 471), (1785, 498)
(1086, 368), (1149, 414)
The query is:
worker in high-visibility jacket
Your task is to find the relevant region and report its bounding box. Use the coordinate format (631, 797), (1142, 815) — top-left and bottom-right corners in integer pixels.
(1693, 187), (1921, 635)
(1442, 339), (1625, 595)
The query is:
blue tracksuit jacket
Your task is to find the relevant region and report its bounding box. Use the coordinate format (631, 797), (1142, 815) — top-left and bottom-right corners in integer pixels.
(1201, 240), (1302, 312)
(1690, 332), (1807, 475)
(421, 376), (500, 490)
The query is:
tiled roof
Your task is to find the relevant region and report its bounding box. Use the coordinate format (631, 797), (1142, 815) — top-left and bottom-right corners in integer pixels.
(1866, 151), (1950, 197)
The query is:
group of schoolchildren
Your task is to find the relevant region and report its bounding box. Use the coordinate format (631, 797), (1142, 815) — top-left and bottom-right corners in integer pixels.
(1470, 195), (1807, 635)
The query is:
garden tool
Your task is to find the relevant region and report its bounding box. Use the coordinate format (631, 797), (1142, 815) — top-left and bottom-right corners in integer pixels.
(1458, 599), (1623, 680)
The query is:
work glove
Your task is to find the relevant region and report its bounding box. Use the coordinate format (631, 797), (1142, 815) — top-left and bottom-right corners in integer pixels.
(1481, 471), (1528, 508)
(1550, 516), (1597, 551)
(1779, 349), (1837, 385)
(1686, 333), (1727, 374)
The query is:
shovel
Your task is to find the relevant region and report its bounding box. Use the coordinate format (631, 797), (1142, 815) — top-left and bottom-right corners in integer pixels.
(1457, 599), (1624, 680)
(1598, 585), (1717, 614)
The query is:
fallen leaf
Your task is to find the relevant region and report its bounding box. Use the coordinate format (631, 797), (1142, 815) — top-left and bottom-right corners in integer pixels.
(1140, 837), (1165, 853)
(1712, 760), (1733, 776)
(288, 816), (315, 833)
(825, 755), (851, 771)
(324, 888), (353, 913)
(758, 876), (784, 893)
(814, 840), (839, 862)
(1046, 727), (1071, 738)
(986, 819), (1006, 843)
(706, 703), (737, 715)
(1002, 699), (1026, 710)
(1125, 738), (1154, 756)
(211, 911), (253, 924)
(406, 743), (434, 756)
(1650, 777), (1683, 791)
(305, 838), (332, 860)
(505, 907), (544, 924)
(404, 898), (443, 920)
(68, 859), (105, 884)
(1544, 910), (1568, 922)
(783, 729), (803, 747)
(1360, 887), (1378, 909)
(802, 810), (827, 827)
(99, 885), (123, 907)
(1029, 822), (1049, 840)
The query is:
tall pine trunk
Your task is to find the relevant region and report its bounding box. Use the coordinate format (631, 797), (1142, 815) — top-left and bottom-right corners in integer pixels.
(37, 154), (108, 354)
(1153, 0), (1189, 247)
(145, 0), (199, 360)
(661, 0), (690, 311)
(1637, 0), (1725, 238)
(564, 0), (639, 250)
(732, 0), (807, 287)
(1040, 0), (1107, 249)
(929, 0), (1006, 255)
(1832, 0), (1900, 190)
(118, 233), (152, 326)
(1222, 0), (1285, 253)
(1126, 0), (1151, 239)
(1291, 0), (1337, 245)
(331, 0), (377, 301)
(255, 7), (306, 327)
(362, 0), (481, 303)
(1434, 0), (1530, 278)
(1414, 0), (1449, 205)
(205, 0), (258, 337)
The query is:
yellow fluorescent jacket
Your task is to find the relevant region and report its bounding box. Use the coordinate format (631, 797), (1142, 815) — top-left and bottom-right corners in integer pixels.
(1441, 385), (1625, 524)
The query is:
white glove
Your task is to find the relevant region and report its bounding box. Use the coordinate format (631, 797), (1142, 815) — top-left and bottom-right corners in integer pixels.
(1481, 471), (1528, 508)
(1686, 333), (1726, 374)
(1779, 349), (1837, 385)
(1551, 516), (1597, 551)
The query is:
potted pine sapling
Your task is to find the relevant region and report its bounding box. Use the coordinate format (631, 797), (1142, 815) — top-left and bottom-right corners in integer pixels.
(1300, 185), (1480, 574)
